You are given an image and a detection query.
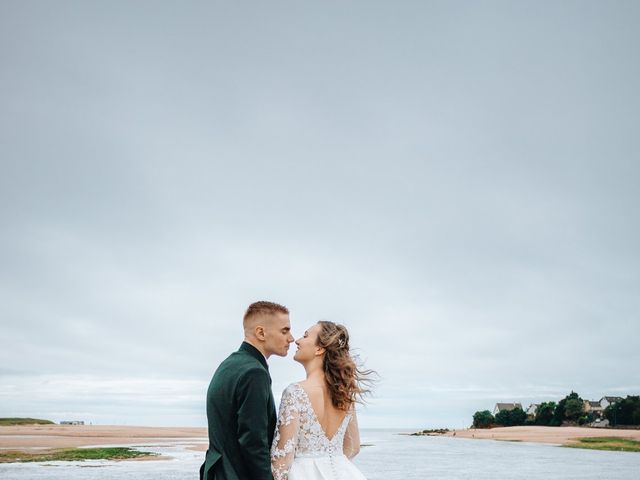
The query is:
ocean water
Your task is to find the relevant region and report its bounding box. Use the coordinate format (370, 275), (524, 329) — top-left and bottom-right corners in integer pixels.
(1, 430), (639, 479)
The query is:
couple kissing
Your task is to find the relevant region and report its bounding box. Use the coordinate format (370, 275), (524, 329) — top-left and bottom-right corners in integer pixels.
(200, 301), (374, 480)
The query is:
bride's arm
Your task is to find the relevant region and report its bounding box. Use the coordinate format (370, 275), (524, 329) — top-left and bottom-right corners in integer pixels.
(343, 406), (361, 459)
(271, 386), (300, 480)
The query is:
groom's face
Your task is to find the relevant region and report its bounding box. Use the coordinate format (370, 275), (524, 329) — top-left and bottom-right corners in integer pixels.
(263, 312), (294, 358)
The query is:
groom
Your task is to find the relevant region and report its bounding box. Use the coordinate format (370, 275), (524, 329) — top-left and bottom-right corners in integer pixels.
(200, 301), (294, 480)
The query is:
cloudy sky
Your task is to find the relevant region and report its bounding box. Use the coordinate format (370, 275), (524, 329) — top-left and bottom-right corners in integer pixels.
(1, 1), (639, 429)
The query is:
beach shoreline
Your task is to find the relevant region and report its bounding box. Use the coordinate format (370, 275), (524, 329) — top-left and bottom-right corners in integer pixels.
(443, 425), (640, 446)
(3, 424), (640, 456)
(0, 425), (208, 455)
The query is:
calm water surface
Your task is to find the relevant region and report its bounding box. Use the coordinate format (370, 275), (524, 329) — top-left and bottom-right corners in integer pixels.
(1, 430), (638, 479)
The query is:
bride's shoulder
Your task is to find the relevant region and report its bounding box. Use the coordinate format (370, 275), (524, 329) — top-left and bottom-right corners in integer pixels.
(277, 383), (306, 410)
(281, 382), (305, 396)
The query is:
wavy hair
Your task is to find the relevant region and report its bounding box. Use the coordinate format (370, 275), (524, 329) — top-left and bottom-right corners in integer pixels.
(316, 320), (376, 411)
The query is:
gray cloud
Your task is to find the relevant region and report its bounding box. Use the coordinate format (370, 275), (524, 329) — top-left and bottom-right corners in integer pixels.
(1, 1), (639, 428)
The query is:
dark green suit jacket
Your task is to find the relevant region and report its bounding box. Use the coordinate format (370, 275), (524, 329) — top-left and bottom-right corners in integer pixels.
(200, 342), (276, 480)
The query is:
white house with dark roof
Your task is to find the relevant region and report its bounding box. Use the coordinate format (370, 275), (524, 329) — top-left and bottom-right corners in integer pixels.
(599, 396), (623, 409)
(526, 404), (539, 417)
(493, 403), (523, 416)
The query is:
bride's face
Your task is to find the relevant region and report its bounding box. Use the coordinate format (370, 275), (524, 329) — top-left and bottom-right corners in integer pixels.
(293, 323), (323, 363)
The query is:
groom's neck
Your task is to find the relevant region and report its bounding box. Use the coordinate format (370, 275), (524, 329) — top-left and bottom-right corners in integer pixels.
(244, 338), (269, 360)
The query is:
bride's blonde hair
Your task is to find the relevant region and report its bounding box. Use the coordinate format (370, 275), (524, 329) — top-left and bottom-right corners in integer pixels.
(316, 321), (376, 411)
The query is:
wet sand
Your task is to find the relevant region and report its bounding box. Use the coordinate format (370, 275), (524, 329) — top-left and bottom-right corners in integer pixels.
(0, 425), (207, 453)
(445, 426), (640, 445)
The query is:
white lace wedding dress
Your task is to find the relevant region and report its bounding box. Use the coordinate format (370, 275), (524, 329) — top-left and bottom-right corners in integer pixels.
(271, 383), (367, 480)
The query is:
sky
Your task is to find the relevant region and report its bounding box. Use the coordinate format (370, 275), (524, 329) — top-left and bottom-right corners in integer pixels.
(1, 1), (639, 429)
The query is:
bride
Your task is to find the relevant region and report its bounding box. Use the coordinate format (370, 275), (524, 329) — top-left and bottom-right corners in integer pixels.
(271, 321), (374, 480)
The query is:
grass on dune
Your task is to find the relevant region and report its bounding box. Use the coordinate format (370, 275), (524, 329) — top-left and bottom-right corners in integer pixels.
(0, 447), (156, 463)
(0, 418), (55, 426)
(566, 437), (640, 453)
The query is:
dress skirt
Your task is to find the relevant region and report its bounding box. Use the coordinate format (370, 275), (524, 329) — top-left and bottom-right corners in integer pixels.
(288, 454), (367, 480)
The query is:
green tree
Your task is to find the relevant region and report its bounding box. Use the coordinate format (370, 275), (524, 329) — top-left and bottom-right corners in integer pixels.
(495, 407), (526, 426)
(604, 403), (619, 426)
(495, 409), (508, 426)
(473, 410), (494, 428)
(633, 408), (640, 425)
(605, 396), (640, 426)
(623, 396), (640, 425)
(565, 398), (585, 421)
(510, 407), (527, 426)
(535, 402), (556, 426)
(553, 391), (583, 425)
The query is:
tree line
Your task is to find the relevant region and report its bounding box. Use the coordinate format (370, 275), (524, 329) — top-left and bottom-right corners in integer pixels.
(472, 393), (640, 428)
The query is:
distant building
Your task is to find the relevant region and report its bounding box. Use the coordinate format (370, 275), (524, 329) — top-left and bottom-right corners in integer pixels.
(599, 396), (623, 409)
(583, 400), (604, 417)
(526, 404), (539, 417)
(60, 421), (84, 425)
(493, 403), (523, 416)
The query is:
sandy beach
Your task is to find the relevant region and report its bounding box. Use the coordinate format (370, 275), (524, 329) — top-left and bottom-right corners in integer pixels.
(3, 424), (640, 455)
(0, 425), (208, 453)
(445, 425), (640, 445)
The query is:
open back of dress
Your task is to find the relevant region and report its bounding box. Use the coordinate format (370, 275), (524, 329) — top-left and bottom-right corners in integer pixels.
(271, 383), (367, 480)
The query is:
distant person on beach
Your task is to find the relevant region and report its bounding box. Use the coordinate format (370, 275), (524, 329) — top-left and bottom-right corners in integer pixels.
(200, 301), (294, 480)
(271, 321), (374, 480)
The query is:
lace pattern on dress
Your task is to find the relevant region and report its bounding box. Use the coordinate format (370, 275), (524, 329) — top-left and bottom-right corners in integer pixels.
(270, 383), (352, 480)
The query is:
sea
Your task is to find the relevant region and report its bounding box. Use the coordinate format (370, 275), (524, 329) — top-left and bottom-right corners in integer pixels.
(1, 429), (639, 479)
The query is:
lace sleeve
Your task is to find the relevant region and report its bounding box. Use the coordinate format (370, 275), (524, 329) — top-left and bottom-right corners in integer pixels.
(343, 406), (361, 459)
(271, 385), (300, 480)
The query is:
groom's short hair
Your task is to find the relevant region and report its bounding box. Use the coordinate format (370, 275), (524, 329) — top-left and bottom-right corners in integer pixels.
(243, 301), (289, 327)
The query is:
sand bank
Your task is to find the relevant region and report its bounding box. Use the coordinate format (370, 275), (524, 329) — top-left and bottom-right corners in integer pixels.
(445, 426), (640, 445)
(5, 424), (640, 454)
(0, 425), (207, 453)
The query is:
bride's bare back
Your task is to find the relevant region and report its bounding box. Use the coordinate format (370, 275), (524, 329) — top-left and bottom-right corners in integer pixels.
(299, 381), (348, 440)
(270, 382), (363, 480)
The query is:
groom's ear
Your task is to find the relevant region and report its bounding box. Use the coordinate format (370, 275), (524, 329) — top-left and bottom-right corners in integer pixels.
(255, 325), (266, 341)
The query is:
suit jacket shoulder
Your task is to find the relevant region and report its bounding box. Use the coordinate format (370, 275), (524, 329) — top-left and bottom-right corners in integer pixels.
(202, 343), (276, 480)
